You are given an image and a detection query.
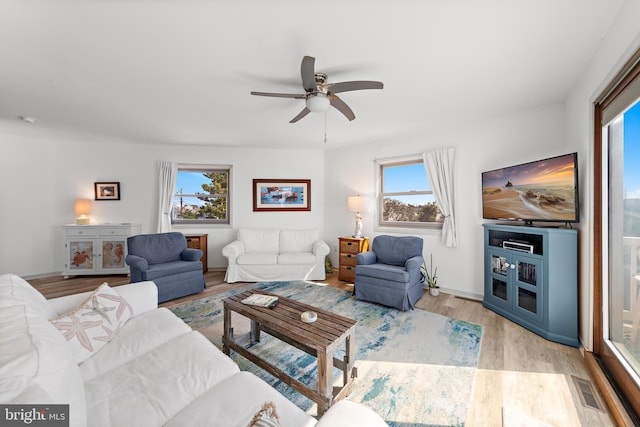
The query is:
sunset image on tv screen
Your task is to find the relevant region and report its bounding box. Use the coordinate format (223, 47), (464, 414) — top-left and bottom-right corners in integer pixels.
(482, 153), (577, 221)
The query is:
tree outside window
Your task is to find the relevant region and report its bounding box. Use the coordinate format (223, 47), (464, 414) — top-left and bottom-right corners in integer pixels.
(379, 159), (443, 227)
(173, 167), (230, 224)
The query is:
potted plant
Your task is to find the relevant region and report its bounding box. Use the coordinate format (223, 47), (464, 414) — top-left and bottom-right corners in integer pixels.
(422, 254), (440, 296)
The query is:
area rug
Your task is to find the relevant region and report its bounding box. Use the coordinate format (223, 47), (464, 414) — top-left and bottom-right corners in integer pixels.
(170, 281), (483, 426)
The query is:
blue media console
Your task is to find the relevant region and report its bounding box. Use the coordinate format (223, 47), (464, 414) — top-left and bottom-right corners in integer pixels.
(483, 223), (579, 347)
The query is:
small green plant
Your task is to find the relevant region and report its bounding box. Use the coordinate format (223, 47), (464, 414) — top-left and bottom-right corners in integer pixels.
(422, 254), (438, 288)
(325, 256), (334, 274)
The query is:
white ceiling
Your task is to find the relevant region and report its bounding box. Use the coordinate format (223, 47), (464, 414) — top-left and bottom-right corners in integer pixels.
(0, 0), (624, 150)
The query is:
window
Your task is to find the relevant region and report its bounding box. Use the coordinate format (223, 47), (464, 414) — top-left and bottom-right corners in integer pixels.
(172, 166), (230, 225)
(378, 158), (443, 228)
(594, 48), (640, 418)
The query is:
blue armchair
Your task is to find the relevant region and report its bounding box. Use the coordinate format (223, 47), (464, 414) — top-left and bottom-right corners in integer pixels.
(126, 232), (205, 303)
(355, 235), (424, 311)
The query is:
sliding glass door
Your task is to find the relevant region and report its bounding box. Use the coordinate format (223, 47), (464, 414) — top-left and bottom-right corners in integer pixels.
(595, 51), (640, 417)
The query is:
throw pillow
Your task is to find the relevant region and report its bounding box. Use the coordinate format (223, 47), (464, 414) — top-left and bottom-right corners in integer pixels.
(50, 283), (132, 363)
(247, 402), (280, 427)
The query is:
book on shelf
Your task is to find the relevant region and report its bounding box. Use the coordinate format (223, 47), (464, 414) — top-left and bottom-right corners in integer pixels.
(241, 294), (279, 308)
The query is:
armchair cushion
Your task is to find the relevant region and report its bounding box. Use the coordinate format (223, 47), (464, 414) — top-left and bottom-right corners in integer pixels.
(371, 235), (423, 266)
(357, 264), (409, 283)
(128, 232), (188, 264)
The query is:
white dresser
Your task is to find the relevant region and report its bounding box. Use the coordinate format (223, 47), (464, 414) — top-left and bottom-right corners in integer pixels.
(62, 223), (142, 278)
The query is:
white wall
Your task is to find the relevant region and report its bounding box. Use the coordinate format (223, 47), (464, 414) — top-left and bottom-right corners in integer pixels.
(324, 103), (570, 299)
(565, 0), (640, 350)
(1, 134), (325, 277)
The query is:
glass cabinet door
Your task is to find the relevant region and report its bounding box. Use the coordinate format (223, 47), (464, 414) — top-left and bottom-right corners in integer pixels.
(69, 240), (94, 271)
(513, 256), (543, 322)
(488, 253), (510, 305)
(102, 240), (126, 270)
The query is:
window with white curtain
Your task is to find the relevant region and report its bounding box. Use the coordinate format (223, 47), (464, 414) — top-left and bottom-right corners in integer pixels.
(377, 157), (443, 228)
(172, 166), (231, 225)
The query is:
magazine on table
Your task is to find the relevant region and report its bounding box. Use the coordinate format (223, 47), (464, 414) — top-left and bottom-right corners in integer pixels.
(241, 294), (279, 308)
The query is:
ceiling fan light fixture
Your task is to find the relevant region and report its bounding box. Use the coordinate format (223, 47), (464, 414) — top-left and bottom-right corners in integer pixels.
(306, 93), (330, 112)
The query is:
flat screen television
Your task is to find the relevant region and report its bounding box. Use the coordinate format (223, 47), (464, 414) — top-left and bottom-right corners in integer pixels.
(481, 152), (579, 224)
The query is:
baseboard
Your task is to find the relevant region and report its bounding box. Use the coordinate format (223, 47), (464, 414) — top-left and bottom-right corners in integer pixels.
(21, 271), (62, 280)
(437, 287), (483, 302)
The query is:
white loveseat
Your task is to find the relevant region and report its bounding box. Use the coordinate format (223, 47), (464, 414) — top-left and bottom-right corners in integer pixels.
(222, 229), (330, 283)
(0, 274), (387, 427)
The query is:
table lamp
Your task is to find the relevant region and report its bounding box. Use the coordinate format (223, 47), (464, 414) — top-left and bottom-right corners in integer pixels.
(347, 195), (365, 238)
(75, 199), (91, 225)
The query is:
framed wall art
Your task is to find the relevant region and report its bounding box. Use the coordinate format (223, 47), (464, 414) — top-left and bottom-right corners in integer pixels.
(95, 182), (121, 200)
(252, 179), (310, 212)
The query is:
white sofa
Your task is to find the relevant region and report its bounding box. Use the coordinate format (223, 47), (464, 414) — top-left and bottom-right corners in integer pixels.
(222, 229), (330, 283)
(0, 273), (387, 427)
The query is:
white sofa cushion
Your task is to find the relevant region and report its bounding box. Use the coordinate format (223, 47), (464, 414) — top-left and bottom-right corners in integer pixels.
(315, 400), (388, 427)
(0, 303), (87, 427)
(84, 330), (240, 427)
(238, 229), (280, 253)
(50, 283), (133, 363)
(164, 372), (316, 427)
(279, 229), (319, 253)
(80, 307), (191, 381)
(278, 253), (317, 265)
(238, 253), (279, 265)
(0, 273), (56, 319)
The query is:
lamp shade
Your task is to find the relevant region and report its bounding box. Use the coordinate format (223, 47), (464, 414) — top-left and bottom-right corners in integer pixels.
(306, 93), (330, 112)
(75, 199), (91, 216)
(347, 195), (365, 213)
(75, 199), (91, 225)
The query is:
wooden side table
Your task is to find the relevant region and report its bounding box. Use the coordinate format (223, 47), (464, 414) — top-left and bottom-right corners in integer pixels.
(338, 237), (369, 282)
(185, 234), (208, 273)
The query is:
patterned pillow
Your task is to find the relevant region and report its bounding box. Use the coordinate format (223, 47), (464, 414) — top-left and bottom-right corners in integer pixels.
(247, 402), (280, 427)
(50, 283), (132, 363)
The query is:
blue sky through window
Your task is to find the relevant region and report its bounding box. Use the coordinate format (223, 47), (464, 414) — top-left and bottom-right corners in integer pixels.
(383, 162), (435, 205)
(624, 101), (640, 198)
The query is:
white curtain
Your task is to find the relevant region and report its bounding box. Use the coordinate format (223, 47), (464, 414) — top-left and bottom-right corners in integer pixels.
(423, 148), (457, 247)
(157, 161), (177, 233)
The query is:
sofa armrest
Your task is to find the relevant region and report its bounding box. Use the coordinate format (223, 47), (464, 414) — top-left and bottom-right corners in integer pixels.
(221, 240), (245, 264)
(312, 240), (330, 259)
(125, 254), (149, 271)
(356, 251), (376, 265)
(316, 400), (388, 427)
(48, 281), (158, 318)
(181, 248), (203, 261)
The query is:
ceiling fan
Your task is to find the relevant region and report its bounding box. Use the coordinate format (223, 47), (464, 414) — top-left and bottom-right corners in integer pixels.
(250, 56), (384, 123)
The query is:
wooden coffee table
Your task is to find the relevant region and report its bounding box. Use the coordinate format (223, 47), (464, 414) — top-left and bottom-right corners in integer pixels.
(222, 290), (357, 416)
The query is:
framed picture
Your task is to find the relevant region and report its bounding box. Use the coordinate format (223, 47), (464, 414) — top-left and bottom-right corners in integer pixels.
(94, 182), (120, 200)
(253, 179), (311, 212)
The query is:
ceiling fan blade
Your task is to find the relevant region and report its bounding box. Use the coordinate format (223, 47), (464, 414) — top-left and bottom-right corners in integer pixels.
(329, 95), (355, 121)
(301, 56), (316, 92)
(251, 91), (306, 99)
(328, 81), (384, 94)
(289, 107), (311, 123)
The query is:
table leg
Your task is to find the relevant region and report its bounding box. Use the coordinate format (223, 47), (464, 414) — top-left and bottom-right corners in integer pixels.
(344, 332), (355, 385)
(317, 349), (333, 417)
(250, 319), (261, 344)
(223, 305), (232, 355)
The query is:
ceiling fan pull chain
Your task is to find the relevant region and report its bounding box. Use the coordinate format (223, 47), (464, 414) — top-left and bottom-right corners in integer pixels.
(324, 111), (328, 143)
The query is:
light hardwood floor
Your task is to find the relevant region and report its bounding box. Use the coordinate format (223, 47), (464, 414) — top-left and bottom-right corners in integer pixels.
(29, 271), (615, 426)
